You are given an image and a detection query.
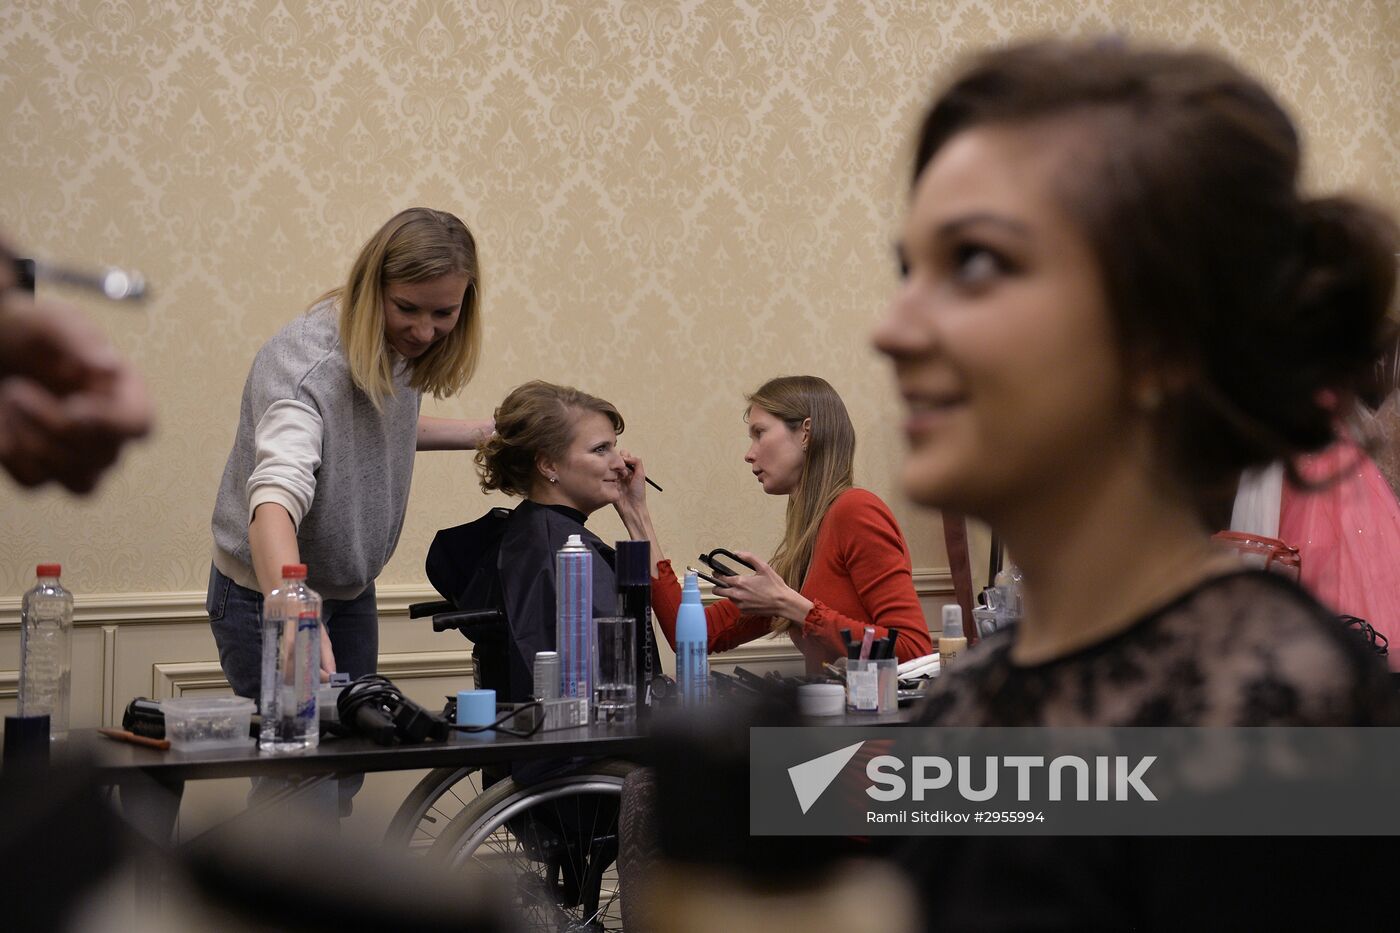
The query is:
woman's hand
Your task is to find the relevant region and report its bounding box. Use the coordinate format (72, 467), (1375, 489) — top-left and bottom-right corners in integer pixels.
(320, 624), (337, 683)
(613, 448), (667, 570)
(616, 449), (649, 512)
(712, 552), (814, 623)
(277, 617), (336, 682)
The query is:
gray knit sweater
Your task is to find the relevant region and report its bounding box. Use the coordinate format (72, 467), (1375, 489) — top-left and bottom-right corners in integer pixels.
(211, 303), (420, 600)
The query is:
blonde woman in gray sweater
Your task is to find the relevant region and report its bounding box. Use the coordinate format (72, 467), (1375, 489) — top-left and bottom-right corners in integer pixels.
(208, 208), (492, 699)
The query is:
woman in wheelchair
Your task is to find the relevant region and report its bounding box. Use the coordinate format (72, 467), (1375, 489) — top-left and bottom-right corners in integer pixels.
(421, 381), (639, 927)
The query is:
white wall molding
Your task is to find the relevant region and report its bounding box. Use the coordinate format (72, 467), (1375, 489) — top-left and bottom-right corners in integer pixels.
(0, 569), (955, 630)
(0, 582), (451, 629)
(2, 571), (953, 722)
(102, 626), (118, 725)
(708, 640), (804, 667)
(912, 568), (954, 597)
(1, 590), (219, 629)
(152, 661), (238, 698)
(150, 650), (476, 699)
(376, 650), (476, 683)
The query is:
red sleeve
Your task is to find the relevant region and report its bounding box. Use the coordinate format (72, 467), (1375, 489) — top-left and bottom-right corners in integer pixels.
(650, 559), (770, 653)
(797, 491), (934, 663)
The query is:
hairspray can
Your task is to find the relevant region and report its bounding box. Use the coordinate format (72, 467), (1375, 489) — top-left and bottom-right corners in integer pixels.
(532, 651), (560, 700)
(556, 534), (593, 701)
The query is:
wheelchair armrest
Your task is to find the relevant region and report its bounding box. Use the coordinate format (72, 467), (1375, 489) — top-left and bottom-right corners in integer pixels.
(432, 608), (505, 634)
(409, 600), (455, 619)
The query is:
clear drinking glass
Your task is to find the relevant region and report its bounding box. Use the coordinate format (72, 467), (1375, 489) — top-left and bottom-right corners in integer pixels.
(593, 616), (636, 724)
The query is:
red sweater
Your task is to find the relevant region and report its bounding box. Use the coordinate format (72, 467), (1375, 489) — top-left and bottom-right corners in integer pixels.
(652, 487), (933, 675)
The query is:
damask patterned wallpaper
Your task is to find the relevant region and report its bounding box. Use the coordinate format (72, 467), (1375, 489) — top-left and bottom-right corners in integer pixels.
(1, 0), (1395, 597)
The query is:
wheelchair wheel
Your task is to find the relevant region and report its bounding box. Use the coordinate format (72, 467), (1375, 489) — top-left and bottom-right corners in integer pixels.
(384, 766), (490, 852)
(430, 759), (634, 932)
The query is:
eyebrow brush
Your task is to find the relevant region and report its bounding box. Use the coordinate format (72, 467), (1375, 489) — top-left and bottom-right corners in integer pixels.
(626, 463), (663, 492)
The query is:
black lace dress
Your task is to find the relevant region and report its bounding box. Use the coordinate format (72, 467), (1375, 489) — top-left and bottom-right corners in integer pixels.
(900, 570), (1399, 931)
(918, 570), (1397, 728)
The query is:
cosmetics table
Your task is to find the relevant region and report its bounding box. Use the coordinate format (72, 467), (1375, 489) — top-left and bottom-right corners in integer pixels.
(68, 706), (912, 844)
(68, 721), (651, 842)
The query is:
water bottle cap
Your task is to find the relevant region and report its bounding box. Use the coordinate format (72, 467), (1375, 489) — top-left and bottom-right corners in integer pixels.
(36, 563), (61, 577)
(282, 563), (308, 579)
(941, 604), (963, 639)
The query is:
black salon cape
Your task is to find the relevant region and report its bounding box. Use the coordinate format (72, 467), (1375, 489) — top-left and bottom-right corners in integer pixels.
(426, 500), (617, 788)
(426, 499), (618, 704)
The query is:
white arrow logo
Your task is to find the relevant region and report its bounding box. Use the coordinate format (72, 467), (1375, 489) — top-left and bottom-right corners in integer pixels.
(788, 741), (865, 814)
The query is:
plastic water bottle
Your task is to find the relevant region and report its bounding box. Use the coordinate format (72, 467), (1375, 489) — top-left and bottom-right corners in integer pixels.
(259, 563), (321, 752)
(556, 534), (593, 701)
(675, 571), (709, 705)
(19, 564), (73, 739)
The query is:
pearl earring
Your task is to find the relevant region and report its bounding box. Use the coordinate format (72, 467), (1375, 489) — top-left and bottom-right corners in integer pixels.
(549, 476), (558, 484)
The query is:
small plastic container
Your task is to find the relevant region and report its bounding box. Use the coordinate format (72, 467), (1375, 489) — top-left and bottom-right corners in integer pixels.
(540, 696), (590, 730)
(848, 658), (898, 713)
(797, 683), (845, 717)
(160, 696), (255, 751)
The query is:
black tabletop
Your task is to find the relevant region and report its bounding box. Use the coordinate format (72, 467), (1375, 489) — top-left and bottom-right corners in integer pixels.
(66, 722), (651, 783)
(56, 705), (911, 784)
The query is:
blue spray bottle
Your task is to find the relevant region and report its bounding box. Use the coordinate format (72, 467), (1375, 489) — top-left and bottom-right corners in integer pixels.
(675, 571), (709, 704)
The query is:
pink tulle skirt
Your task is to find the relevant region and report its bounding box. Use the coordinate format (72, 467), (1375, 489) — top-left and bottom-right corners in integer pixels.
(1279, 440), (1400, 670)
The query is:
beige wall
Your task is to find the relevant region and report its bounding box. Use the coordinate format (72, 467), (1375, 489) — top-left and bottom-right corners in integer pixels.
(1, 1), (1396, 712)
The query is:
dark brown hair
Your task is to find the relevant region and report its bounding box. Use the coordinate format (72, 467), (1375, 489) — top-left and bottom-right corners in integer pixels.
(475, 380), (624, 498)
(914, 39), (1398, 509)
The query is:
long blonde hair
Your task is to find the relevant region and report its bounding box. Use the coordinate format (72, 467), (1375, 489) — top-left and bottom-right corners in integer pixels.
(749, 375), (856, 633)
(320, 207), (482, 409)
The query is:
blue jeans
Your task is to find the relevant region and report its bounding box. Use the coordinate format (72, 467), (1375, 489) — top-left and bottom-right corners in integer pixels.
(206, 564), (379, 697)
(206, 564), (378, 816)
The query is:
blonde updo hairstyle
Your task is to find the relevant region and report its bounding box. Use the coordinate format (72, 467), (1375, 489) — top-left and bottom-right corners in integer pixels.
(475, 380), (625, 498)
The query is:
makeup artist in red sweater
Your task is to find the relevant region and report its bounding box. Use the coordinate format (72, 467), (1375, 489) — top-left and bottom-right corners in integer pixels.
(616, 375), (932, 675)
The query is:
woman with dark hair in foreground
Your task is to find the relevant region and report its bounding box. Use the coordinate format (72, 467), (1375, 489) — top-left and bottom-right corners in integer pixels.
(876, 39), (1399, 930)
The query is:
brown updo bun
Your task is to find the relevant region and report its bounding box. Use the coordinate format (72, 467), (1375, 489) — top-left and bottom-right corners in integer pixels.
(475, 381), (624, 498)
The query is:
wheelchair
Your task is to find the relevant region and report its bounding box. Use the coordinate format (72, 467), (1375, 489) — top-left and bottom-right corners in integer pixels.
(388, 749), (631, 932)
(384, 508), (633, 932)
